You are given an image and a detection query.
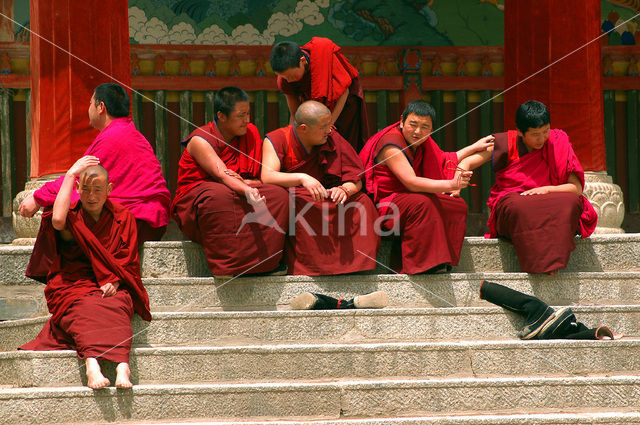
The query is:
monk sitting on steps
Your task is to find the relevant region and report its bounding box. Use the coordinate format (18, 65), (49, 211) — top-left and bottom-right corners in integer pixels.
(457, 100), (598, 275)
(261, 100), (380, 275)
(19, 156), (151, 390)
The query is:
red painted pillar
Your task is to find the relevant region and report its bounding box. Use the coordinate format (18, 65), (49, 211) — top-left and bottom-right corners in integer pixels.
(29, 0), (131, 177)
(504, 0), (605, 171)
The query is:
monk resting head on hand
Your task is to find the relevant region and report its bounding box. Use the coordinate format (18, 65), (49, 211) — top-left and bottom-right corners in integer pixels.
(51, 156), (134, 390)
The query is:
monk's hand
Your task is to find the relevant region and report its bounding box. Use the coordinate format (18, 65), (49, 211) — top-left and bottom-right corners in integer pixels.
(472, 135), (495, 152)
(449, 188), (461, 198)
(246, 187), (266, 207)
(100, 282), (119, 297)
(453, 170), (473, 190)
(521, 186), (551, 196)
(300, 175), (328, 202)
(18, 193), (41, 217)
(328, 187), (348, 205)
(68, 155), (100, 177)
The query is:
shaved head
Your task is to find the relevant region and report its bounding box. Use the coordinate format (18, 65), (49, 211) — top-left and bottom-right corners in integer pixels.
(81, 165), (109, 182)
(294, 100), (331, 127)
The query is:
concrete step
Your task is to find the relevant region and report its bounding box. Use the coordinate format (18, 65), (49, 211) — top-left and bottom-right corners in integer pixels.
(1, 234), (639, 283)
(2, 305), (638, 352)
(2, 339), (639, 387)
(78, 412), (640, 425)
(4, 271), (640, 320)
(1, 376), (639, 424)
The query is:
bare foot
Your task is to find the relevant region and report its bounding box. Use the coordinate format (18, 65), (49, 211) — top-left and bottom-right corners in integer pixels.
(115, 363), (133, 389)
(546, 269), (559, 276)
(85, 358), (110, 389)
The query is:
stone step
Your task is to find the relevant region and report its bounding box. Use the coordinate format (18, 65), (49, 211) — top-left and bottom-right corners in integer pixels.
(2, 339), (639, 388)
(1, 376), (639, 424)
(81, 412), (640, 425)
(4, 271), (640, 320)
(1, 234), (639, 284)
(2, 306), (638, 352)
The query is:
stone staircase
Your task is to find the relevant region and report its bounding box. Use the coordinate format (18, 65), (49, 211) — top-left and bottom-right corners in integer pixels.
(1, 235), (640, 424)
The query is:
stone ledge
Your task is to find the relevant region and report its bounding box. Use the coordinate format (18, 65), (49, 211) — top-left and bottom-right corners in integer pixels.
(2, 305), (638, 352)
(1, 339), (639, 387)
(1, 376), (639, 424)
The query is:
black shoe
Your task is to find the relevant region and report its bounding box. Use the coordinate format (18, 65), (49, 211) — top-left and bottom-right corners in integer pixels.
(517, 306), (555, 340)
(353, 291), (388, 309)
(537, 307), (574, 339)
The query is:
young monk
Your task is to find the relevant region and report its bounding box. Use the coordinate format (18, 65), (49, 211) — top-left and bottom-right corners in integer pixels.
(18, 83), (170, 244)
(261, 100), (379, 275)
(20, 155), (151, 390)
(457, 100), (598, 274)
(270, 37), (369, 151)
(172, 86), (289, 276)
(359, 100), (493, 274)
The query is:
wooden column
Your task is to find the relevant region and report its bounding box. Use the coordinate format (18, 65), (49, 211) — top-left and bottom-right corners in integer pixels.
(504, 0), (605, 172)
(29, 0), (131, 178)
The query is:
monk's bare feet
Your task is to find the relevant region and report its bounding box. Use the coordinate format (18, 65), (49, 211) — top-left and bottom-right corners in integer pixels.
(115, 362), (133, 389)
(85, 358), (110, 389)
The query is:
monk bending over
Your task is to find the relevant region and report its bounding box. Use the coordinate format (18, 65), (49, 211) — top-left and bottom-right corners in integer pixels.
(172, 86), (289, 276)
(20, 156), (151, 389)
(359, 100), (493, 274)
(262, 100), (380, 275)
(458, 100), (598, 274)
(270, 37), (369, 151)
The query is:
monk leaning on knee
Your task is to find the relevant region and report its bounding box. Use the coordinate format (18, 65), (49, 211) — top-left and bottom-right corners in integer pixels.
(19, 155), (151, 390)
(458, 100), (598, 275)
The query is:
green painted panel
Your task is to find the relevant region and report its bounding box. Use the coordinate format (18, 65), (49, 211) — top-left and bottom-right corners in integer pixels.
(179, 91), (193, 143)
(376, 90), (389, 132)
(278, 92), (289, 128)
(205, 91), (216, 124)
(154, 90), (169, 178)
(254, 90), (268, 136)
(132, 91), (143, 132)
(25, 89), (31, 180)
(0, 91), (15, 216)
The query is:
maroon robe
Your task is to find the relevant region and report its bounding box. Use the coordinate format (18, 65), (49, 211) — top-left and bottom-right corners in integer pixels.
(277, 37), (369, 151)
(266, 126), (379, 275)
(360, 123), (467, 274)
(172, 122), (289, 276)
(19, 200), (151, 363)
(487, 130), (598, 273)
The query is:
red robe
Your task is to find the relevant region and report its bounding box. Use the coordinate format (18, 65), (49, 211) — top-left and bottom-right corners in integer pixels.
(172, 122), (289, 275)
(19, 200), (151, 363)
(360, 123), (467, 274)
(266, 126), (379, 275)
(486, 130), (598, 273)
(277, 37), (369, 151)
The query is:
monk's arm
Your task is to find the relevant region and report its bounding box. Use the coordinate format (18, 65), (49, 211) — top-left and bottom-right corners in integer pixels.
(261, 138), (328, 201)
(330, 90), (349, 125)
(457, 147), (493, 171)
(52, 155), (100, 231)
(186, 136), (252, 195)
(522, 172), (583, 196)
(285, 94), (301, 126)
(380, 146), (470, 193)
(456, 135), (495, 162)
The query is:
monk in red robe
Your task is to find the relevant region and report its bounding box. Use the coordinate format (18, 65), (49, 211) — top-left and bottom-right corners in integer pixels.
(262, 100), (379, 275)
(458, 100), (598, 274)
(19, 156), (151, 390)
(360, 100), (493, 274)
(18, 83), (171, 244)
(270, 37), (369, 151)
(172, 87), (289, 276)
